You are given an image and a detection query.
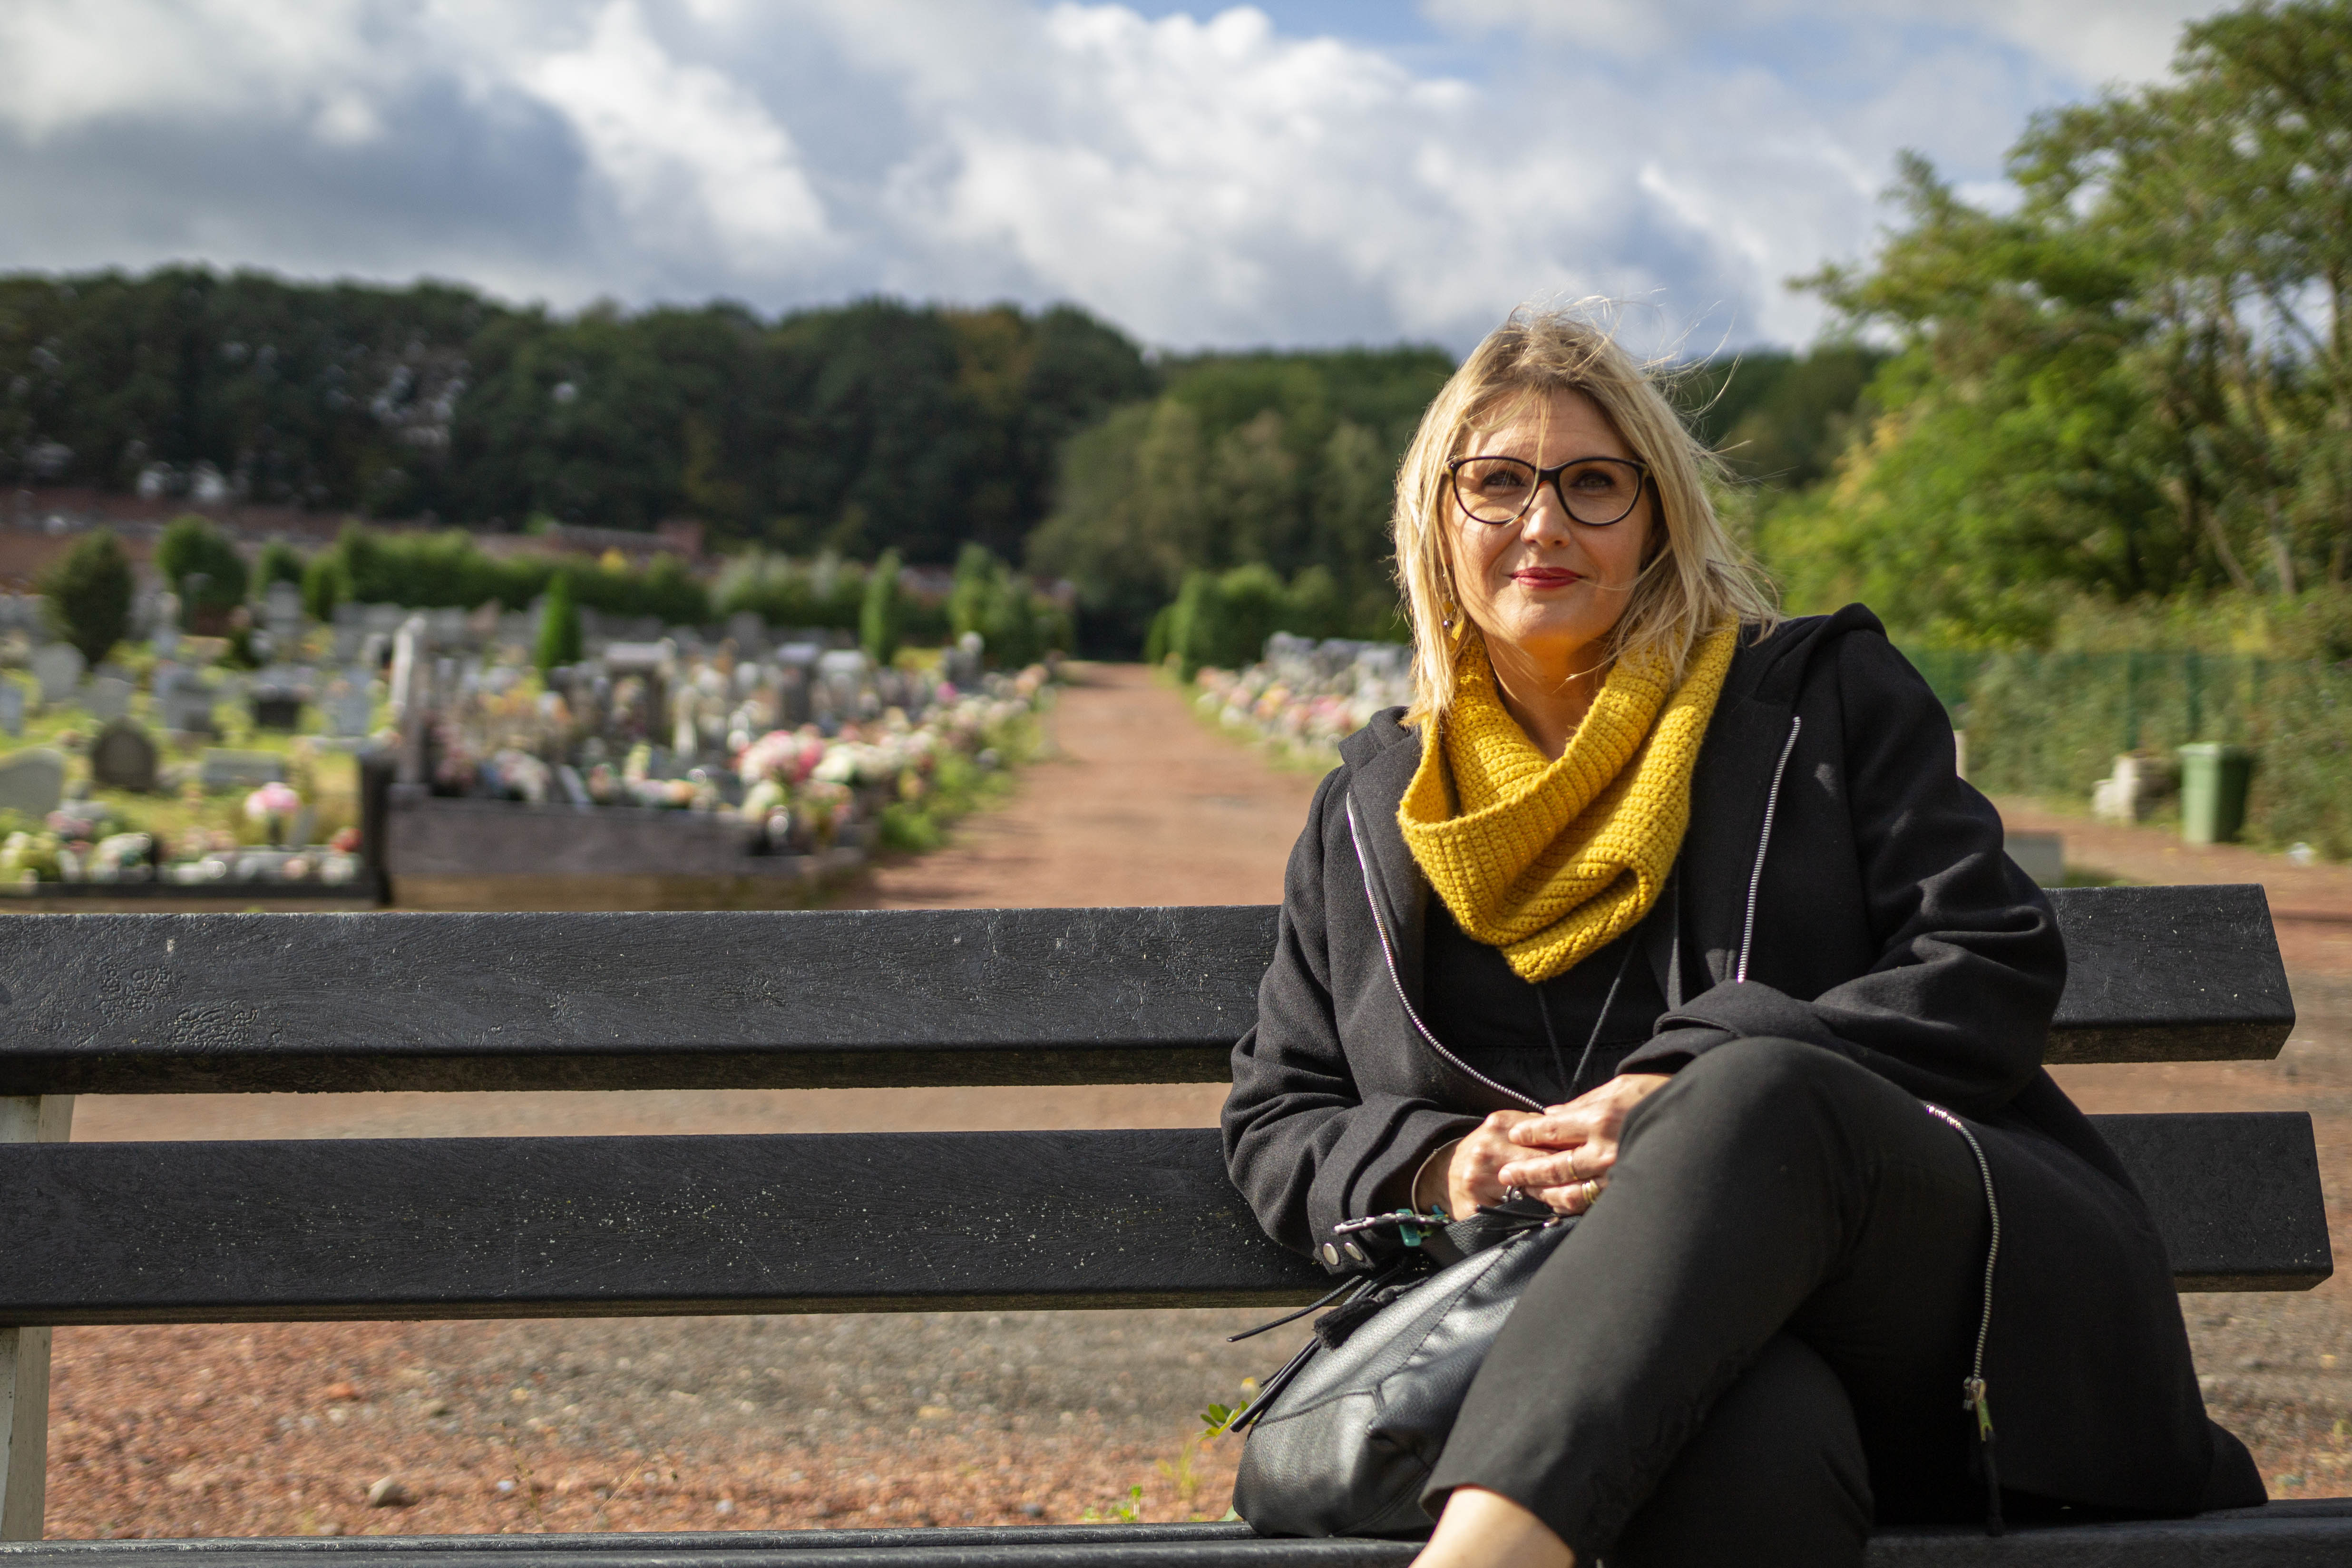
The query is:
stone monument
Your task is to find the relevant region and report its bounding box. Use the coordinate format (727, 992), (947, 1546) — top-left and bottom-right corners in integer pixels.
(33, 644), (83, 705)
(0, 749), (66, 816)
(80, 676), (133, 723)
(89, 721), (159, 793)
(0, 682), (22, 738)
(198, 750), (286, 791)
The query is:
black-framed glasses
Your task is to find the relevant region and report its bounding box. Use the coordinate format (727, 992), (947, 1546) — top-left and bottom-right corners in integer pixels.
(1446, 454), (1650, 527)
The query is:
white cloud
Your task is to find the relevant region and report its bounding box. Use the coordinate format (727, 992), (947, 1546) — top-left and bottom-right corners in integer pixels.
(1422, 0), (2217, 83)
(0, 0), (2235, 348)
(520, 0), (834, 272)
(0, 0), (391, 138)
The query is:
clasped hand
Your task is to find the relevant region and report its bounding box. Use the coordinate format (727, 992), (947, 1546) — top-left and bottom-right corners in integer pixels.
(1435, 1072), (1672, 1218)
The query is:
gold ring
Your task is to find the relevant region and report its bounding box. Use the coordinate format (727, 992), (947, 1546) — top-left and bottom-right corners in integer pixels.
(1578, 1178), (1602, 1206)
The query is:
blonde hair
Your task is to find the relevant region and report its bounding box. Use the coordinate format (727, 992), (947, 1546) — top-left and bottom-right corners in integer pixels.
(1393, 304), (1778, 723)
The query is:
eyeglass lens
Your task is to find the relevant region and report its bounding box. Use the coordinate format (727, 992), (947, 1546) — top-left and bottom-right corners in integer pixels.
(1454, 457), (1642, 526)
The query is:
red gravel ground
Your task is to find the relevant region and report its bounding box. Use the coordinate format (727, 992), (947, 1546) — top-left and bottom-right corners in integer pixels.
(36, 672), (2352, 1536)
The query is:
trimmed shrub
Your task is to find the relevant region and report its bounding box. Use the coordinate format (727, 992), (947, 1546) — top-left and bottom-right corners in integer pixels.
(39, 529), (133, 666)
(536, 570), (583, 673)
(862, 549), (906, 666)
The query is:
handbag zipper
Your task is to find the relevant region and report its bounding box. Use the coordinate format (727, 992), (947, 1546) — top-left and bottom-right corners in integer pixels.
(1345, 793), (1539, 1112)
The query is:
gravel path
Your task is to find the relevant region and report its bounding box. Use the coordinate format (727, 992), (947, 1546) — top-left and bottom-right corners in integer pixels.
(42, 683), (2352, 1538)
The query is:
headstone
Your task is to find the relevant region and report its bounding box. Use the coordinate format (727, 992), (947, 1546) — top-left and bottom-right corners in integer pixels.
(250, 691), (303, 730)
(80, 675), (132, 723)
(323, 672), (374, 739)
(943, 632), (983, 689)
(89, 721), (159, 793)
(264, 581), (305, 646)
(0, 749), (66, 816)
(198, 750), (286, 791)
(33, 643), (83, 705)
(159, 674), (219, 736)
(0, 682), (22, 738)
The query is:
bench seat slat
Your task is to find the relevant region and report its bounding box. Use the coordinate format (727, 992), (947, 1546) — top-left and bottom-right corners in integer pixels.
(5, 1505), (2352, 1564)
(0, 1115), (2325, 1327)
(0, 886), (2298, 1096)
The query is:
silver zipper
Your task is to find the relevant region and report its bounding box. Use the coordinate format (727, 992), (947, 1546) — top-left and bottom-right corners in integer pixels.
(1345, 794), (1540, 1112)
(1736, 715), (1803, 984)
(1923, 1098), (2002, 1519)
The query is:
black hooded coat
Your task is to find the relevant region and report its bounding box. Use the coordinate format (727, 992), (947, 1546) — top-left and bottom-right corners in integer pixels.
(1221, 605), (2264, 1514)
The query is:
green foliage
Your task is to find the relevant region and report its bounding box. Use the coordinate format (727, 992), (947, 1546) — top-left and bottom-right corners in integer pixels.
(1676, 346), (1889, 487)
(254, 539), (304, 594)
(950, 544), (1069, 668)
(1780, 0), (2352, 641)
(1161, 563), (1351, 679)
(38, 528), (132, 665)
(535, 570), (582, 673)
(1029, 347), (1448, 651)
(156, 515), (248, 611)
(315, 523), (708, 625)
(861, 548), (906, 666)
(301, 550), (349, 623)
(711, 550), (867, 631)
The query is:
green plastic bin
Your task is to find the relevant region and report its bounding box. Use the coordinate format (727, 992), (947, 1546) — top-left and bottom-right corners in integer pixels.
(2177, 742), (2254, 846)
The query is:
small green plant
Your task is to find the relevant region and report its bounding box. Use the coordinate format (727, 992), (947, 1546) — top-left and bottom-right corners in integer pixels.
(1156, 1434), (1208, 1515)
(1080, 1484), (1144, 1524)
(1200, 1374), (1259, 1439)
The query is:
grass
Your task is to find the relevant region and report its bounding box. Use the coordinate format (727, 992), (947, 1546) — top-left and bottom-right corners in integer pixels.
(0, 667), (363, 851)
(874, 710), (1044, 855)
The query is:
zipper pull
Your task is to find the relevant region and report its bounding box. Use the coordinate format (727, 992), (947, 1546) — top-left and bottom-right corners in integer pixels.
(1963, 1375), (1994, 1441)
(1963, 1376), (2003, 1536)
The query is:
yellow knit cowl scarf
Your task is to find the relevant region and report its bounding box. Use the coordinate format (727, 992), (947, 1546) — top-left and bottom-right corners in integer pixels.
(1398, 622), (1740, 983)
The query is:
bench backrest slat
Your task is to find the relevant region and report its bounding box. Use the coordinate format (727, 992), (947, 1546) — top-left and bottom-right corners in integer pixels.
(0, 1114), (2325, 1326)
(0, 886), (2294, 1096)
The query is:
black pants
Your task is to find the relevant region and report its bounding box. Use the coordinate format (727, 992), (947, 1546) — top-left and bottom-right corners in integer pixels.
(1426, 1037), (1993, 1566)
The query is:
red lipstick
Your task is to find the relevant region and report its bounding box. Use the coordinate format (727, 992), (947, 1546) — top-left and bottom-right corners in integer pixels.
(1512, 567), (1582, 587)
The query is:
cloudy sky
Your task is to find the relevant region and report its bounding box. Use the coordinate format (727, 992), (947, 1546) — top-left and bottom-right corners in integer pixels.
(0, 0), (2228, 352)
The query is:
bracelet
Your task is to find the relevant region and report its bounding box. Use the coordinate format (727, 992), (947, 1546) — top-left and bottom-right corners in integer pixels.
(1412, 1138), (1463, 1215)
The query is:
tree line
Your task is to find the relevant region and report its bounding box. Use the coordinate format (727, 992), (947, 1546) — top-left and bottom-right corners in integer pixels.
(5, 260), (1905, 667)
(0, 273), (1152, 563)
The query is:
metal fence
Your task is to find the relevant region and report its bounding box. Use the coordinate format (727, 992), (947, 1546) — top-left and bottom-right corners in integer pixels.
(1901, 645), (2352, 856)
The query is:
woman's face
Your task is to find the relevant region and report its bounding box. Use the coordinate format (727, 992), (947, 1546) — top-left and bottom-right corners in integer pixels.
(1445, 388), (1654, 674)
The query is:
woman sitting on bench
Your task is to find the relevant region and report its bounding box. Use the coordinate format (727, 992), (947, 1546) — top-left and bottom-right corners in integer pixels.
(1221, 306), (2264, 1567)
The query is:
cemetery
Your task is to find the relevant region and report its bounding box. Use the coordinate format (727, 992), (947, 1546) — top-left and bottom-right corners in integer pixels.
(0, 563), (1053, 907)
(1190, 635), (1415, 764)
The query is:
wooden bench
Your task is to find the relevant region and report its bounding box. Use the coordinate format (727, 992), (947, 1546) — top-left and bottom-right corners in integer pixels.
(0, 884), (2342, 1564)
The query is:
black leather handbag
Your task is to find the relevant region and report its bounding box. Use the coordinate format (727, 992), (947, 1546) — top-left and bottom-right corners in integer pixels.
(1230, 1202), (1574, 1539)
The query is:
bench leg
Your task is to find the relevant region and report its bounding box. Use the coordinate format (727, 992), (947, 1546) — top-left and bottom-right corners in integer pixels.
(0, 1096), (72, 1543)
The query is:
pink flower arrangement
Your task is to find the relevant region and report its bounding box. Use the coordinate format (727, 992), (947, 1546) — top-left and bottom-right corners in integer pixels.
(243, 781), (303, 824)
